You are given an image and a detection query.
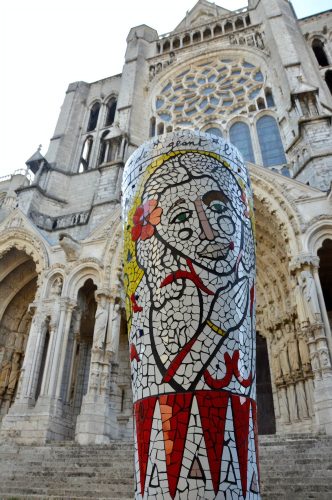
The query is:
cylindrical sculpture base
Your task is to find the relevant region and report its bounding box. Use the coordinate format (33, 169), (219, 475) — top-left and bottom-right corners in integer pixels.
(122, 131), (259, 499)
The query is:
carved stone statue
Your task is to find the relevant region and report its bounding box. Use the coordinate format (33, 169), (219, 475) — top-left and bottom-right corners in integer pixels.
(271, 333), (282, 383)
(0, 351), (12, 397)
(297, 327), (311, 373)
(93, 295), (109, 350)
(51, 277), (63, 297)
(6, 331), (17, 351)
(149, 65), (155, 80)
(287, 326), (300, 374)
(319, 349), (331, 369)
(108, 303), (121, 354)
(59, 233), (81, 261)
(255, 31), (265, 49)
(277, 329), (291, 380)
(6, 352), (21, 396)
(300, 270), (321, 324)
(294, 283), (307, 326)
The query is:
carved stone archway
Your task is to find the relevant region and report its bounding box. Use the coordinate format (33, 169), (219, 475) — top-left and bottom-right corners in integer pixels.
(0, 248), (38, 418)
(251, 169), (314, 434)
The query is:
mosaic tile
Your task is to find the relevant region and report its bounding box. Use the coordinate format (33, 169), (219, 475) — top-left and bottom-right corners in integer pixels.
(122, 131), (259, 499)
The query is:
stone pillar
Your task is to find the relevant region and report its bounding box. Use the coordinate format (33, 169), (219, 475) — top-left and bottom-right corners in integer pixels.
(290, 255), (332, 434)
(122, 132), (260, 499)
(65, 308), (82, 404)
(75, 289), (120, 444)
(15, 305), (49, 406)
(40, 297), (75, 399)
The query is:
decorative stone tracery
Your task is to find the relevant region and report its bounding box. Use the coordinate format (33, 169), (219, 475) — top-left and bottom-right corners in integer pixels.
(153, 56), (267, 129)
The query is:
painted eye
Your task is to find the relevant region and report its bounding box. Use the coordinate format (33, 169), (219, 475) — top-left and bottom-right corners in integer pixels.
(210, 202), (225, 213)
(171, 211), (191, 223)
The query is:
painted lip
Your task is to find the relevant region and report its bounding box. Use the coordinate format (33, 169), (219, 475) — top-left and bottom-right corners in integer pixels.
(198, 243), (231, 258)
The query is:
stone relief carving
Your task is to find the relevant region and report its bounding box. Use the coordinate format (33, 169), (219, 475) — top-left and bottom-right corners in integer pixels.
(0, 228), (49, 274)
(299, 270), (322, 324)
(287, 326), (301, 374)
(149, 52), (176, 81)
(51, 277), (63, 297)
(93, 294), (109, 350)
(0, 351), (12, 398)
(277, 329), (291, 382)
(59, 234), (81, 262)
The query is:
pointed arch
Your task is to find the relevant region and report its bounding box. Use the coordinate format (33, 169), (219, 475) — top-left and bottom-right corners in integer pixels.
(0, 226), (49, 274)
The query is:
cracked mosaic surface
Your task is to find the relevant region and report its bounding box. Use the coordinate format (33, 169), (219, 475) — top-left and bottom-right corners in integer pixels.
(122, 132), (259, 499)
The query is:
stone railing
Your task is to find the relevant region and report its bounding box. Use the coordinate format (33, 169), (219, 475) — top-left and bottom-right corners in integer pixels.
(156, 7), (251, 55)
(0, 169), (33, 185)
(29, 209), (90, 231)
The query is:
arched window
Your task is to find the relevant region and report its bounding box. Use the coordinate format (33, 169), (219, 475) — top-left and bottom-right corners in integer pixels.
(79, 136), (93, 172)
(224, 21), (233, 33)
(193, 32), (201, 43)
(257, 97), (266, 110)
(150, 117), (156, 137)
(163, 40), (170, 52)
(229, 122), (255, 163)
(105, 98), (117, 127)
(235, 18), (244, 30)
(326, 70), (332, 96)
(157, 123), (164, 135)
(265, 89), (275, 108)
(183, 34), (191, 46)
(312, 39), (329, 67)
(214, 24), (222, 36)
(97, 131), (109, 166)
(173, 38), (180, 49)
(205, 127), (223, 138)
(257, 115), (286, 167)
(203, 28), (212, 40)
(87, 102), (100, 132)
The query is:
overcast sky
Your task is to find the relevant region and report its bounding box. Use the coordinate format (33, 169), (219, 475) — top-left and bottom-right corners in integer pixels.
(1, 0), (331, 177)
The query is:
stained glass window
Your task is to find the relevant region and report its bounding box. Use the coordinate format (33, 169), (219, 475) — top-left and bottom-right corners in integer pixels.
(229, 122), (255, 163)
(257, 116), (286, 166)
(205, 127), (223, 137)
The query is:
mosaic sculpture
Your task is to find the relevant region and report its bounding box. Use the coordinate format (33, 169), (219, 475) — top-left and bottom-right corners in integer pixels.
(122, 131), (259, 499)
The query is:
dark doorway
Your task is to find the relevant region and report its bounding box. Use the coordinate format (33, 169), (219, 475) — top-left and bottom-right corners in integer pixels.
(318, 239), (332, 317)
(256, 332), (276, 434)
(326, 71), (332, 96)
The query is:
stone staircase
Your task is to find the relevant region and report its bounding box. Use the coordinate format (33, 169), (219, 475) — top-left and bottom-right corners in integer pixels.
(0, 441), (135, 499)
(259, 434), (332, 499)
(0, 434), (331, 499)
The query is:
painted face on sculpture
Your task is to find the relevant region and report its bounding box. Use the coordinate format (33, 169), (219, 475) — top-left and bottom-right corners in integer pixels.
(156, 177), (242, 274)
(140, 153), (246, 275)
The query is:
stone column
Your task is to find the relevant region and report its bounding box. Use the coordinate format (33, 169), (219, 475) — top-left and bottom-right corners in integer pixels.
(65, 309), (82, 404)
(42, 297), (75, 399)
(290, 255), (332, 434)
(75, 289), (119, 444)
(122, 132), (260, 499)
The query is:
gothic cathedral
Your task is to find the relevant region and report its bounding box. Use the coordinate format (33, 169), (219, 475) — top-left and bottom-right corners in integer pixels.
(0, 0), (332, 452)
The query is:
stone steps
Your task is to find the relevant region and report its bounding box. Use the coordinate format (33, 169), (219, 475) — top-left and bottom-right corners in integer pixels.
(0, 435), (331, 499)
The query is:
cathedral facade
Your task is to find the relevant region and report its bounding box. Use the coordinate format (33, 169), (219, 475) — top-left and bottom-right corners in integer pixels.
(0, 0), (332, 446)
